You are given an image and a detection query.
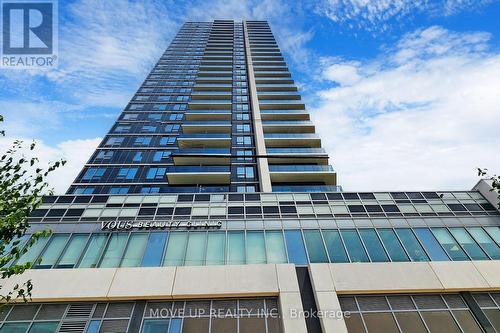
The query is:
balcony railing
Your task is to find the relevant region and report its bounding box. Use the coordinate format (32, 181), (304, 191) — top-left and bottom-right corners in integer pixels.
(269, 165), (334, 172)
(272, 185), (342, 192)
(267, 148), (326, 154)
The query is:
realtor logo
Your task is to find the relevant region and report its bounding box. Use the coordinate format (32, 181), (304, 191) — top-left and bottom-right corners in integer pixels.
(1, 0), (58, 68)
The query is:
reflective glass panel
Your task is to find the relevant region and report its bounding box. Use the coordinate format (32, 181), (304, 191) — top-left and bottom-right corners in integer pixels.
(246, 231), (266, 264)
(266, 231), (287, 263)
(163, 233), (188, 266)
(468, 228), (500, 259)
(99, 233), (129, 268)
(121, 233), (148, 267)
(142, 233), (168, 267)
(227, 232), (245, 264)
(359, 229), (389, 262)
(449, 228), (488, 260)
(414, 228), (449, 261)
(184, 232), (206, 266)
(378, 229), (409, 262)
(205, 232), (225, 265)
(0, 323), (30, 333)
(304, 230), (328, 263)
(284, 230), (308, 265)
(340, 230), (369, 262)
(37, 234), (69, 268)
(395, 229), (429, 262)
(420, 311), (461, 333)
(16, 235), (50, 265)
(57, 234), (89, 268)
(78, 234), (109, 268)
(28, 322), (58, 333)
(432, 228), (469, 261)
(142, 319), (169, 333)
(322, 230), (349, 263)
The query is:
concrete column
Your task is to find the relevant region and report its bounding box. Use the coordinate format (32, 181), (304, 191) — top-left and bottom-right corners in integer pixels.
(243, 21), (273, 192)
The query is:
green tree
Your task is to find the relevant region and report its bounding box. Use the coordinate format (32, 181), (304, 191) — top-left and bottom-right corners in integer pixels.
(478, 168), (500, 209)
(0, 115), (65, 304)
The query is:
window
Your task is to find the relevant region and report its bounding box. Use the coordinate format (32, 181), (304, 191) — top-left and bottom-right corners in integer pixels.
(165, 124), (180, 132)
(96, 151), (113, 161)
(78, 234), (108, 268)
(185, 232), (206, 266)
(359, 229), (389, 262)
(236, 150), (252, 161)
(304, 230), (328, 263)
(246, 231), (266, 264)
(133, 152), (143, 162)
(56, 234), (89, 268)
(340, 230), (369, 262)
(378, 229), (409, 262)
(159, 137), (176, 145)
(265, 231), (287, 263)
(36, 234), (70, 268)
(99, 233), (128, 268)
(236, 166), (254, 179)
(163, 232), (188, 266)
(169, 113), (183, 121)
(141, 187), (160, 193)
(284, 230), (308, 265)
(204, 232), (225, 265)
(141, 233), (168, 267)
(104, 137), (124, 147)
(414, 228), (449, 261)
(432, 228), (469, 261)
(236, 124), (251, 132)
(237, 185), (256, 193)
(449, 228), (488, 260)
(395, 229), (429, 262)
(153, 151), (171, 162)
(227, 231), (245, 265)
(121, 233), (148, 267)
(114, 125), (131, 133)
(134, 136), (152, 146)
(152, 104), (167, 111)
(73, 187), (94, 194)
(467, 228), (500, 259)
(117, 168), (138, 180)
(235, 113), (249, 121)
(147, 113), (162, 121)
(322, 230), (349, 263)
(236, 136), (252, 145)
(82, 168), (105, 181)
(146, 167), (166, 180)
(141, 125), (157, 133)
(109, 187), (129, 194)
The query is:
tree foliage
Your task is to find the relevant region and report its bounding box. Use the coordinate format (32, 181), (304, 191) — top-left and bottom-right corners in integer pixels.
(478, 168), (500, 209)
(0, 116), (65, 304)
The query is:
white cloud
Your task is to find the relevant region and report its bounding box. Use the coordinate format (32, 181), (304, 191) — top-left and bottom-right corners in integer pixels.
(0, 137), (101, 194)
(312, 26), (500, 191)
(313, 0), (494, 32)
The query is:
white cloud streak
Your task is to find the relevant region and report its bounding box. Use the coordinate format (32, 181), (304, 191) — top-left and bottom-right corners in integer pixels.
(312, 26), (500, 190)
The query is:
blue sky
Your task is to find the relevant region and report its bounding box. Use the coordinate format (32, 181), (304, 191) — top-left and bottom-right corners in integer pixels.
(1, 0), (499, 192)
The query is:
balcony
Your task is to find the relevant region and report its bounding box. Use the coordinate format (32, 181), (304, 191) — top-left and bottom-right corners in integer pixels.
(256, 84), (297, 92)
(272, 185), (342, 192)
(255, 78), (294, 85)
(197, 71), (232, 77)
(264, 133), (321, 148)
(193, 84), (232, 92)
(260, 110), (310, 121)
(191, 91), (232, 99)
(269, 165), (337, 185)
(266, 147), (328, 164)
(188, 99), (232, 110)
(254, 71), (291, 78)
(258, 91), (301, 99)
(177, 134), (231, 149)
(182, 121), (231, 134)
(262, 121), (315, 133)
(166, 166), (230, 185)
(259, 99), (305, 110)
(195, 77), (232, 85)
(172, 149), (230, 166)
(184, 109), (231, 121)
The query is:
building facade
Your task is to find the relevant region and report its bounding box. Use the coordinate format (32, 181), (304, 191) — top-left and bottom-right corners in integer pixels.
(2, 20), (500, 333)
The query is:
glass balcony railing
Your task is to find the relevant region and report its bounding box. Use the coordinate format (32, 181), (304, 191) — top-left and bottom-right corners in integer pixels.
(166, 166), (230, 173)
(183, 121), (231, 126)
(269, 165), (334, 172)
(186, 109), (231, 113)
(173, 149), (230, 155)
(265, 133), (318, 138)
(189, 100), (232, 103)
(179, 134), (230, 138)
(272, 185), (342, 192)
(263, 121), (311, 125)
(267, 148), (326, 154)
